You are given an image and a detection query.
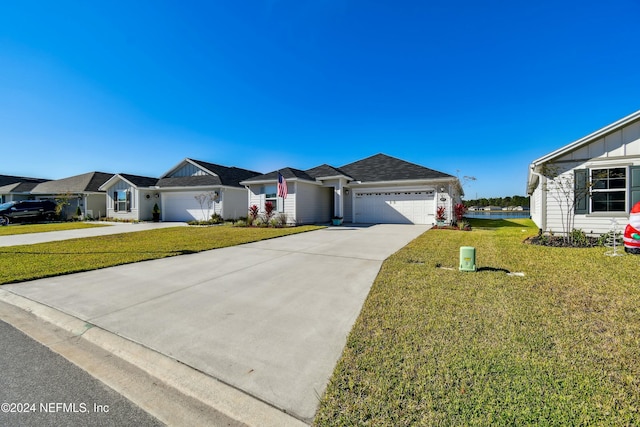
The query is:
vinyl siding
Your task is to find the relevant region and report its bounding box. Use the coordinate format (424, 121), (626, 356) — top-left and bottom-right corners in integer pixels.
(543, 160), (634, 235)
(295, 182), (332, 224)
(104, 180), (139, 220)
(220, 187), (248, 220)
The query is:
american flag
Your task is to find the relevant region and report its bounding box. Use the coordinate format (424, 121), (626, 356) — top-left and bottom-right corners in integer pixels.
(277, 172), (288, 199)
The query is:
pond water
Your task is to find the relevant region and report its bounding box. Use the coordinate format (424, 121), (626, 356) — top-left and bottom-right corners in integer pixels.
(464, 211), (531, 220)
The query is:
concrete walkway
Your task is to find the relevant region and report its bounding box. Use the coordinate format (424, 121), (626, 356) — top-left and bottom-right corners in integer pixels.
(0, 222), (187, 247)
(1, 224), (430, 423)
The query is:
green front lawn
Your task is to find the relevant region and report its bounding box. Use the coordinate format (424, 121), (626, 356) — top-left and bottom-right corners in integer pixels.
(0, 222), (108, 236)
(316, 219), (640, 426)
(0, 225), (323, 285)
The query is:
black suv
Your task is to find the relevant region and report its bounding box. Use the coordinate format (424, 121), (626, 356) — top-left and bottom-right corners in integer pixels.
(0, 200), (57, 226)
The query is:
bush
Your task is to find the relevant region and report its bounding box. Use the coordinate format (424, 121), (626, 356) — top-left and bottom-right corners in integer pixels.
(210, 213), (224, 224)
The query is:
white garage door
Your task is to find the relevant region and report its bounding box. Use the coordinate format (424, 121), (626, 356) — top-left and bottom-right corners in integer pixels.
(354, 191), (434, 224)
(163, 192), (210, 222)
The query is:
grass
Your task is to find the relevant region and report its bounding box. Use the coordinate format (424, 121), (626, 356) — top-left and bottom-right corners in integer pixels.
(0, 222), (108, 236)
(0, 225), (323, 285)
(315, 218), (640, 426)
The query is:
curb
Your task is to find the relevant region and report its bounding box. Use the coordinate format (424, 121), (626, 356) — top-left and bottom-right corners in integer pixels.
(0, 289), (309, 427)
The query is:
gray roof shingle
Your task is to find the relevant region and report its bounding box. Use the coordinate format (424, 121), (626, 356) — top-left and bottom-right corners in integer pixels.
(31, 172), (114, 194)
(0, 175), (48, 189)
(339, 153), (453, 182)
(241, 167), (315, 183)
(305, 164), (352, 179)
(157, 159), (262, 188)
(119, 174), (159, 187)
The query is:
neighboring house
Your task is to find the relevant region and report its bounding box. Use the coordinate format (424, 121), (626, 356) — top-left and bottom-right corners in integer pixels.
(99, 174), (160, 221)
(241, 153), (460, 225)
(0, 175), (49, 203)
(100, 159), (262, 222)
(29, 172), (114, 219)
(528, 109), (640, 234)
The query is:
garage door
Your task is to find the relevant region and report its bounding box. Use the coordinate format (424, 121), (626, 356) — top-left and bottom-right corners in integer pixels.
(163, 192), (210, 222)
(354, 191), (435, 224)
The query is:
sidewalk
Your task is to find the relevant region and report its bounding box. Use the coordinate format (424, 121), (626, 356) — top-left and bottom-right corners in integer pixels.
(0, 222), (187, 247)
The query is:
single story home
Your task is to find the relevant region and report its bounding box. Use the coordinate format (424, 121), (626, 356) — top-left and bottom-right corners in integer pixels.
(100, 158), (262, 222)
(528, 109), (640, 234)
(28, 172), (114, 219)
(241, 153), (461, 225)
(0, 175), (49, 203)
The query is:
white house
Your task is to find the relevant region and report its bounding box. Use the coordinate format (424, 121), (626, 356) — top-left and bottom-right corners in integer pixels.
(528, 110), (640, 235)
(241, 153), (461, 225)
(100, 159), (261, 222)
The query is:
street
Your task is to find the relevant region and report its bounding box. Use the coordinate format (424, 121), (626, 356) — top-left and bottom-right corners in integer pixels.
(0, 320), (163, 427)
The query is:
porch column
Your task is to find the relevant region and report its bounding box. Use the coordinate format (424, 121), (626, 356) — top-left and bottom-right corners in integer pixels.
(335, 179), (344, 218)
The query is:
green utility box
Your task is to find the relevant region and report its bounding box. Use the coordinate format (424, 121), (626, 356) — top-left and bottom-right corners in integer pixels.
(459, 246), (476, 272)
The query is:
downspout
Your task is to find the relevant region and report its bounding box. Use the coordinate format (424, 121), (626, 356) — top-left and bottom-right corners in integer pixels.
(529, 164), (547, 232)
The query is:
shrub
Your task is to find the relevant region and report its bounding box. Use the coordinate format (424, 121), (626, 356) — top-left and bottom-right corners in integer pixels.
(233, 220), (247, 227)
(454, 203), (467, 223)
(264, 202), (275, 223)
(570, 228), (589, 246)
(248, 205), (259, 226)
(275, 213), (288, 227)
(210, 213), (224, 224)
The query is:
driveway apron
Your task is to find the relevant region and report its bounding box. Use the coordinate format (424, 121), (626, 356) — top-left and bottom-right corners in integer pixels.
(3, 224), (430, 422)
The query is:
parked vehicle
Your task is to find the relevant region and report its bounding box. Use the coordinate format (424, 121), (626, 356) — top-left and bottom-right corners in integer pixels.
(0, 200), (57, 226)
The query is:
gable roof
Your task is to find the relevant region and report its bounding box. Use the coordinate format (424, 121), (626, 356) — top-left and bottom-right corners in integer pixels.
(530, 109), (640, 167)
(99, 173), (159, 190)
(305, 164), (353, 180)
(0, 174), (48, 186)
(0, 175), (49, 194)
(119, 174), (159, 187)
(30, 172), (114, 194)
(339, 153), (454, 182)
(241, 167), (316, 184)
(157, 158), (262, 188)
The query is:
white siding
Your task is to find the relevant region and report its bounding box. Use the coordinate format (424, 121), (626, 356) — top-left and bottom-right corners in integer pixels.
(542, 160), (634, 235)
(104, 179), (139, 220)
(170, 163), (209, 177)
(530, 181), (544, 230)
(296, 182), (332, 224)
(85, 194), (107, 220)
(220, 187), (248, 220)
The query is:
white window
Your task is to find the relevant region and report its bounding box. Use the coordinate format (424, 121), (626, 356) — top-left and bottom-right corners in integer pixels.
(114, 190), (131, 212)
(591, 167), (626, 212)
(262, 185), (281, 212)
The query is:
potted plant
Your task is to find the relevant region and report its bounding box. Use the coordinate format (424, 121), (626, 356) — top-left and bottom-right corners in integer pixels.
(152, 203), (161, 222)
(436, 206), (446, 227)
(332, 215), (343, 226)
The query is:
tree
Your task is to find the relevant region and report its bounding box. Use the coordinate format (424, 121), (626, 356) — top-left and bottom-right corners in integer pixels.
(194, 192), (217, 221)
(541, 164), (591, 245)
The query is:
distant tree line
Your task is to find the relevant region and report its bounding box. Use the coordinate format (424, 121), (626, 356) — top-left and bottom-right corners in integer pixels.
(463, 195), (530, 208)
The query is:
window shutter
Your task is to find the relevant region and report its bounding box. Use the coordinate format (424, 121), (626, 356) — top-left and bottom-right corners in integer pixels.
(113, 191), (118, 212)
(126, 191), (132, 212)
(631, 166), (640, 208)
(574, 169), (588, 214)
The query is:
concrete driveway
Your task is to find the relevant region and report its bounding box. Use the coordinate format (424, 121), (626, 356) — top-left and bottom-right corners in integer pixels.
(2, 224), (430, 422)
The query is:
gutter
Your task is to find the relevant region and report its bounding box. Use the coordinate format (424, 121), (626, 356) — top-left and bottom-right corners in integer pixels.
(528, 164), (547, 232)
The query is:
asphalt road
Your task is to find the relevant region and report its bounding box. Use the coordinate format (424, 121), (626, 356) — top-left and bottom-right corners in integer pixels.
(0, 320), (163, 427)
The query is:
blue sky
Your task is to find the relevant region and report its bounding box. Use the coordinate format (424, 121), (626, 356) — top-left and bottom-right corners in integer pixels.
(2, 1), (640, 198)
